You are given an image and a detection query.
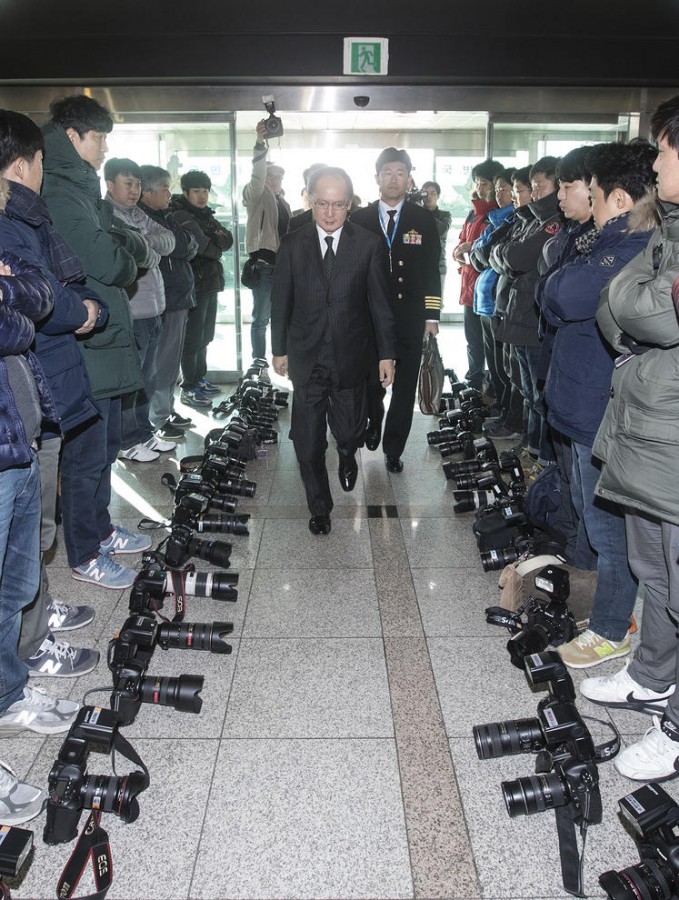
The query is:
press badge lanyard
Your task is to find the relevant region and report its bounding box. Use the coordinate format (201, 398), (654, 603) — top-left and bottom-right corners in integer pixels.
(380, 203), (403, 270)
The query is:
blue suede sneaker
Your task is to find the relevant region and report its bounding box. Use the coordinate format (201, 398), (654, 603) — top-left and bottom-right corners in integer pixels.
(198, 378), (222, 395)
(71, 552), (136, 590)
(100, 526), (152, 555)
(180, 387), (212, 409)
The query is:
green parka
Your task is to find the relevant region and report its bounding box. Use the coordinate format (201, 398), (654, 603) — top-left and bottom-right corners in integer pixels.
(40, 121), (143, 399)
(593, 196), (679, 525)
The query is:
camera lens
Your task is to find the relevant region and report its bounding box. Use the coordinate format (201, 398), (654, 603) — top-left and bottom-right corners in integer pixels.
(140, 673), (204, 714)
(507, 626), (552, 670)
(599, 861), (675, 900)
(453, 490), (493, 514)
(473, 718), (544, 760)
(208, 494), (238, 513)
(502, 772), (568, 817)
(81, 772), (146, 824)
(178, 571), (239, 601)
(157, 621), (233, 654)
(479, 547), (521, 572)
(195, 514), (250, 536)
(187, 536), (233, 568)
(220, 478), (256, 498)
(427, 429), (458, 446)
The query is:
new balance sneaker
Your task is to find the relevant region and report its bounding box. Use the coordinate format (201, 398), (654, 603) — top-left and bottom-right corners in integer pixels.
(119, 442), (159, 462)
(100, 525), (152, 555)
(615, 716), (679, 781)
(71, 552), (136, 590)
(0, 761), (47, 823)
(198, 378), (222, 395)
(156, 422), (185, 440)
(169, 412), (193, 428)
(0, 685), (79, 736)
(558, 629), (631, 669)
(180, 388), (212, 409)
(580, 661), (674, 714)
(25, 635), (99, 679)
(47, 601), (94, 632)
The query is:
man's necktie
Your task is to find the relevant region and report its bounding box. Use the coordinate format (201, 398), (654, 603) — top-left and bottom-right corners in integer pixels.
(386, 209), (397, 242)
(324, 235), (335, 278)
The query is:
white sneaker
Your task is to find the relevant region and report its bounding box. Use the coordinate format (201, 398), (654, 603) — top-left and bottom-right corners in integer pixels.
(0, 760), (46, 823)
(119, 442), (159, 462)
(615, 716), (679, 781)
(143, 436), (175, 453)
(0, 685), (79, 736)
(580, 661), (674, 714)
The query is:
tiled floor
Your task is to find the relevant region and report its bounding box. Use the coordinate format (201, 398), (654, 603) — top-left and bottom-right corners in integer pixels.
(7, 325), (664, 899)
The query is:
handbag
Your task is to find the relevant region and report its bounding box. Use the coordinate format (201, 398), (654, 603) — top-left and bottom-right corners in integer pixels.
(418, 333), (445, 415)
(241, 257), (262, 289)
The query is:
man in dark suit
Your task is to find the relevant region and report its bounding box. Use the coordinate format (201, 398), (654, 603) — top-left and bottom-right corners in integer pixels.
(351, 148), (442, 472)
(271, 166), (396, 535)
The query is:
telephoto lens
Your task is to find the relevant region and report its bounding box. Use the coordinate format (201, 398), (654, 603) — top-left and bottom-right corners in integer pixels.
(220, 478), (257, 498)
(446, 459), (485, 477)
(473, 717), (544, 760)
(157, 621), (233, 654)
(479, 546), (521, 572)
(139, 673), (204, 714)
(427, 428), (459, 446)
(194, 513), (250, 536)
(455, 467), (499, 489)
(187, 536), (233, 567)
(178, 571), (238, 601)
(81, 771), (147, 823)
(453, 490), (495, 513)
(502, 772), (569, 817)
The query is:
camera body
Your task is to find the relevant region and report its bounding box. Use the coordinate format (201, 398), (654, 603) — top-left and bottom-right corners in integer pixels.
(262, 95), (284, 138)
(164, 523), (232, 569)
(600, 782), (679, 899)
(129, 564), (238, 616)
(506, 566), (576, 668)
(44, 706), (148, 844)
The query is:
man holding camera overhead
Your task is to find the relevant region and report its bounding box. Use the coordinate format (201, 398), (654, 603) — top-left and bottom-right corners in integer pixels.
(242, 121), (291, 363)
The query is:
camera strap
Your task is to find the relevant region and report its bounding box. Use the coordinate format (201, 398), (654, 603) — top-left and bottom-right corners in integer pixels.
(0, 878), (12, 899)
(55, 811), (112, 900)
(582, 715), (621, 762)
(484, 606), (523, 633)
(555, 804), (586, 898)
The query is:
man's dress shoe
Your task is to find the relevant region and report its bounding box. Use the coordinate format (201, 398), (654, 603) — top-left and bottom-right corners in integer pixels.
(309, 515), (331, 535)
(363, 422), (382, 452)
(338, 454), (358, 492)
(385, 455), (404, 473)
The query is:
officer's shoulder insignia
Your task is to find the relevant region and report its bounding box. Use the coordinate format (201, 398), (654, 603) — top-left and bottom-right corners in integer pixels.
(544, 222), (560, 235)
(403, 230), (422, 245)
(600, 256), (617, 267)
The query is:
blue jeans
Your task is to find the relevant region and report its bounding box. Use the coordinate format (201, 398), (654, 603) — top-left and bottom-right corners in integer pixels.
(514, 344), (542, 456)
(463, 305), (485, 390)
(571, 441), (638, 641)
(0, 456), (40, 711)
(61, 397), (120, 567)
(251, 264), (274, 361)
(121, 316), (161, 448)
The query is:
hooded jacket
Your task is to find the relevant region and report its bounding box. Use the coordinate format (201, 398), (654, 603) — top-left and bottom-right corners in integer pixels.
(542, 209), (654, 446)
(169, 195), (233, 295)
(453, 196), (498, 308)
(0, 179), (104, 434)
(593, 193), (679, 524)
(40, 121), (143, 400)
(470, 204), (515, 317)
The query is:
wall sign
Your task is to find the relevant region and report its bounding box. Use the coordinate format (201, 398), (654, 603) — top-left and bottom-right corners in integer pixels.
(343, 38), (389, 76)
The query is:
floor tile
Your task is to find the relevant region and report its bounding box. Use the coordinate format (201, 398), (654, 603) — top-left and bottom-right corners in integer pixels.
(256, 518), (373, 569)
(411, 566), (505, 636)
(401, 517), (481, 568)
(190, 739), (412, 899)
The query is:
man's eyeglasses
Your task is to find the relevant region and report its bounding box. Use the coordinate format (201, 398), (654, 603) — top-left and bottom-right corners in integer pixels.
(313, 200), (349, 211)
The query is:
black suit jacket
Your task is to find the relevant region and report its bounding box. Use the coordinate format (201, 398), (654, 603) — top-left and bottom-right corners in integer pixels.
(350, 200), (442, 341)
(271, 219), (396, 387)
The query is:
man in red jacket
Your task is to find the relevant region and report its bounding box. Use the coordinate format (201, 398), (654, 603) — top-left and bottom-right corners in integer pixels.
(452, 159), (504, 391)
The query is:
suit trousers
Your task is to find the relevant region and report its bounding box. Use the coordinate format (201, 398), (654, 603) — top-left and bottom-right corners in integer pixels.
(367, 332), (422, 459)
(291, 342), (366, 517)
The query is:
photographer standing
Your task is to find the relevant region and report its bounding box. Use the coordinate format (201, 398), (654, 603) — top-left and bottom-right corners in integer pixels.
(243, 122), (291, 363)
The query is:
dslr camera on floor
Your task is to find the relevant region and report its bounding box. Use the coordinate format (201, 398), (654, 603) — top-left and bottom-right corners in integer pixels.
(129, 552), (238, 616)
(600, 782), (679, 900)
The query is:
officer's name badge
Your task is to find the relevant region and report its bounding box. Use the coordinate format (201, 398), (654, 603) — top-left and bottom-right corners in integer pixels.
(403, 230), (422, 245)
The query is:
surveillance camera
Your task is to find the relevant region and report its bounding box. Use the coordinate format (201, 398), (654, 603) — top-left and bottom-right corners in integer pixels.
(353, 96), (370, 108)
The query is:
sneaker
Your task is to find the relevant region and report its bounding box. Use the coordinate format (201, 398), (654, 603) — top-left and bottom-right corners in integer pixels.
(119, 442), (159, 463)
(558, 629), (632, 669)
(157, 422), (185, 440)
(198, 378), (222, 395)
(25, 635), (99, 679)
(47, 601), (94, 632)
(169, 412), (193, 428)
(100, 525), (152, 555)
(0, 685), (79, 736)
(142, 435), (175, 453)
(615, 716), (679, 781)
(0, 760), (47, 823)
(71, 552), (136, 590)
(580, 661), (674, 714)
(180, 388), (212, 409)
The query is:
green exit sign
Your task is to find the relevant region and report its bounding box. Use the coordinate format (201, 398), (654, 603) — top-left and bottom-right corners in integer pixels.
(343, 38), (389, 76)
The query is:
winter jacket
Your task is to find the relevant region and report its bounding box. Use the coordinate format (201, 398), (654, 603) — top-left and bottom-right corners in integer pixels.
(243, 142), (284, 258)
(138, 201), (197, 312)
(470, 204), (515, 317)
(492, 192), (563, 346)
(489, 205), (533, 329)
(593, 195), (679, 524)
(0, 179), (105, 434)
(0, 246), (57, 470)
(169, 195), (233, 295)
(40, 121), (143, 400)
(453, 197), (498, 307)
(543, 211), (654, 446)
(105, 195), (174, 319)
